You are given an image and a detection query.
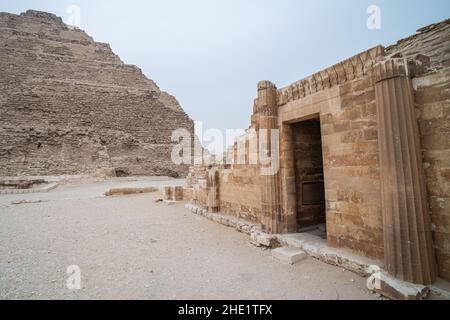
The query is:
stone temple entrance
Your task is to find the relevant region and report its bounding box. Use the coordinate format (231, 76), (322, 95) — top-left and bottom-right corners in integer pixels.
(291, 118), (326, 236)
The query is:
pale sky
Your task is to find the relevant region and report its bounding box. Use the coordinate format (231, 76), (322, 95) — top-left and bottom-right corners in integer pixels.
(1, 0), (449, 141)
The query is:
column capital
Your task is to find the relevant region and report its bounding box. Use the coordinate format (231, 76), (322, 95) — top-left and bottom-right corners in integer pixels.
(374, 56), (431, 83)
(374, 59), (409, 83)
(257, 80), (277, 91)
(256, 81), (278, 117)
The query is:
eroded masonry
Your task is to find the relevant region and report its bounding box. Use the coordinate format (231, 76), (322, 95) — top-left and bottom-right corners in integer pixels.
(0, 10), (194, 177)
(184, 20), (450, 285)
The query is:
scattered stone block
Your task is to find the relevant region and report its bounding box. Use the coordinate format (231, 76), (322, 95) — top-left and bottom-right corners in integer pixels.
(429, 278), (450, 300)
(161, 186), (173, 201)
(250, 230), (279, 248)
(367, 267), (430, 300)
(105, 187), (158, 196)
(173, 186), (184, 201)
(271, 247), (307, 265)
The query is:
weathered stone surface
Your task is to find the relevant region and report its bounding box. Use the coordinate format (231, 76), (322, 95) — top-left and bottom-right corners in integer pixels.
(0, 10), (194, 177)
(185, 203), (258, 236)
(271, 247), (307, 265)
(278, 233), (380, 277)
(250, 229), (279, 248)
(206, 167), (220, 213)
(104, 187), (158, 196)
(256, 81), (282, 234)
(367, 268), (430, 300)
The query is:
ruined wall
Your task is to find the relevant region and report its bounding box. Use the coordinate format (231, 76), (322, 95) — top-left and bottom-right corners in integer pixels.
(0, 10), (194, 177)
(385, 20), (450, 281)
(292, 119), (326, 229)
(415, 69), (450, 281)
(184, 165), (208, 206)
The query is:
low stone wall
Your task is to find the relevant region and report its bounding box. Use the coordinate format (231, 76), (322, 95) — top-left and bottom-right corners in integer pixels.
(0, 182), (58, 195)
(104, 187), (158, 196)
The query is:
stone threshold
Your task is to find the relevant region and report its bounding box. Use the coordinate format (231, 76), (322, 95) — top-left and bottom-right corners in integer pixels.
(184, 203), (450, 300)
(277, 233), (381, 277)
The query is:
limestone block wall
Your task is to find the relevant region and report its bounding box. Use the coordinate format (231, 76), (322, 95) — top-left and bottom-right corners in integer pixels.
(193, 180), (208, 208)
(321, 75), (383, 260)
(0, 10), (194, 177)
(219, 165), (262, 223)
(414, 68), (450, 280)
(184, 165), (207, 205)
(186, 165), (208, 187)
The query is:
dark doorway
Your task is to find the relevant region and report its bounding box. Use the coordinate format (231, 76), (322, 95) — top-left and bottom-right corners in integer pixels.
(291, 118), (326, 234)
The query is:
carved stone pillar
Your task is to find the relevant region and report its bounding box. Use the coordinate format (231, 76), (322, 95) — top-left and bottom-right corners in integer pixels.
(255, 81), (281, 234)
(206, 167), (220, 213)
(374, 59), (436, 285)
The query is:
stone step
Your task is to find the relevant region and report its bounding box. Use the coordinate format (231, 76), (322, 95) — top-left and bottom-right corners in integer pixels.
(271, 247), (307, 265)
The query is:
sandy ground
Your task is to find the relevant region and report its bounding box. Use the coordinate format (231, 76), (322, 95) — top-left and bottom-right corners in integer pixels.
(0, 178), (377, 300)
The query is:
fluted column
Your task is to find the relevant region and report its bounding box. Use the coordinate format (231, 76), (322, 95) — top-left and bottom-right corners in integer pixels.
(206, 167), (220, 213)
(374, 59), (436, 285)
(255, 81), (281, 234)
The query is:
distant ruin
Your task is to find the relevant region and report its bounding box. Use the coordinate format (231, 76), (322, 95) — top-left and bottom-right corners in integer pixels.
(0, 10), (194, 177)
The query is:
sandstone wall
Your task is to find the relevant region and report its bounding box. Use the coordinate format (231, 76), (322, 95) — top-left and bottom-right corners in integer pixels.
(0, 10), (194, 177)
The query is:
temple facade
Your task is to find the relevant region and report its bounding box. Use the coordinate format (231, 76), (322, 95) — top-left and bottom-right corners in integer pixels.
(184, 19), (450, 286)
